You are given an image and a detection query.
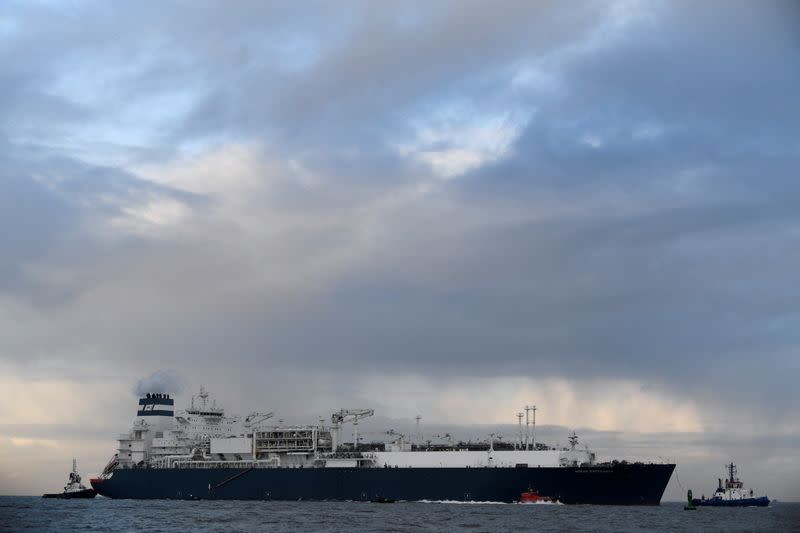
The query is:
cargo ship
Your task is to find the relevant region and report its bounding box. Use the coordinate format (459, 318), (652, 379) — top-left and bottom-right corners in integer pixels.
(91, 388), (674, 504)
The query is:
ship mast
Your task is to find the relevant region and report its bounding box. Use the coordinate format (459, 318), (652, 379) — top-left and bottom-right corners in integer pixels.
(725, 462), (742, 489)
(523, 405), (537, 450)
(199, 386), (209, 408)
(568, 431), (579, 450)
(524, 406), (530, 450)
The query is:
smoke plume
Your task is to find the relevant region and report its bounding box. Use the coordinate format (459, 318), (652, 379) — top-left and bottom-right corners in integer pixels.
(135, 369), (182, 396)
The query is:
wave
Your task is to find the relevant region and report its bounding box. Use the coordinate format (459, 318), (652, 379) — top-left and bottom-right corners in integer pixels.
(416, 499), (508, 505)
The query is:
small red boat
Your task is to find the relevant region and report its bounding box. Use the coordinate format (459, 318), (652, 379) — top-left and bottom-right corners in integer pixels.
(520, 487), (553, 504)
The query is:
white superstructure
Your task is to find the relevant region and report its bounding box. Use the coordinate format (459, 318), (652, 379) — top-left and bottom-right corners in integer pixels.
(63, 459), (89, 493)
(704, 463), (764, 502)
(103, 387), (596, 475)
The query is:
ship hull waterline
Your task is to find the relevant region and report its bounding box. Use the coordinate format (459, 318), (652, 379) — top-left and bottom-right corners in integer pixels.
(42, 489), (97, 499)
(692, 496), (770, 507)
(92, 463), (674, 504)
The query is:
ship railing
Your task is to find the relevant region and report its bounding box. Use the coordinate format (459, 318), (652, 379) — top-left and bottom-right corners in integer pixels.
(255, 445), (316, 453)
(171, 459), (280, 469)
(322, 451), (366, 459)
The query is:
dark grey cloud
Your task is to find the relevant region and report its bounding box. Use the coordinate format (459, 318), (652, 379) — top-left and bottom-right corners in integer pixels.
(0, 140), (202, 306)
(171, 1), (605, 148)
(1, 0), (796, 387)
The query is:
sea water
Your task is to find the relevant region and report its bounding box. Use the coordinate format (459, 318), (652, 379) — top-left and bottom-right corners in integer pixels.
(1, 497), (797, 532)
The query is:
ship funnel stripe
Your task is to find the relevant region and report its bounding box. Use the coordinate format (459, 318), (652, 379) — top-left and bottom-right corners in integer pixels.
(138, 398), (174, 406)
(136, 410), (174, 416)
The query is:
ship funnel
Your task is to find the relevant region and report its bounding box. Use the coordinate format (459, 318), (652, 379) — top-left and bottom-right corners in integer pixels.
(136, 393), (174, 429)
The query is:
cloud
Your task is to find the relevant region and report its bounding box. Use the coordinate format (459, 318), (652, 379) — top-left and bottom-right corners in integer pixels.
(395, 104), (532, 178)
(135, 370), (183, 396)
(9, 438), (59, 450)
(355, 375), (703, 433)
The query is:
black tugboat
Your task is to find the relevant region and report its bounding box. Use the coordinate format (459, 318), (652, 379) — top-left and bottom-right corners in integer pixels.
(42, 459), (97, 499)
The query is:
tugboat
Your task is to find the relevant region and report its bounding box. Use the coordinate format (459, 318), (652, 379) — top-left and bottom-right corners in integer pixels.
(42, 459), (97, 499)
(692, 463), (769, 507)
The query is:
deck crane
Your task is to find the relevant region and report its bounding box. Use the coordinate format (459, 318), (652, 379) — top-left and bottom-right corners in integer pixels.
(386, 429), (408, 450)
(330, 409), (374, 451)
(243, 411), (274, 430)
(435, 433), (454, 446)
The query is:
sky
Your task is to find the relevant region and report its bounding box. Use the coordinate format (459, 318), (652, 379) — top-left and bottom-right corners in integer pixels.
(0, 0), (799, 500)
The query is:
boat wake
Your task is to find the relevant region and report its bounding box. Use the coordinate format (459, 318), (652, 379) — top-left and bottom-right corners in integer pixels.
(416, 499), (508, 505)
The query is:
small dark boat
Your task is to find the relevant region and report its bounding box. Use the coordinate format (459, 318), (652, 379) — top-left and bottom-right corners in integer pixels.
(370, 496), (396, 503)
(692, 463), (769, 507)
(43, 459), (97, 499)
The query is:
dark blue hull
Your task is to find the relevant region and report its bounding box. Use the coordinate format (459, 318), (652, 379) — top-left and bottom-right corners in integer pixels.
(92, 463), (674, 505)
(692, 496), (769, 507)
